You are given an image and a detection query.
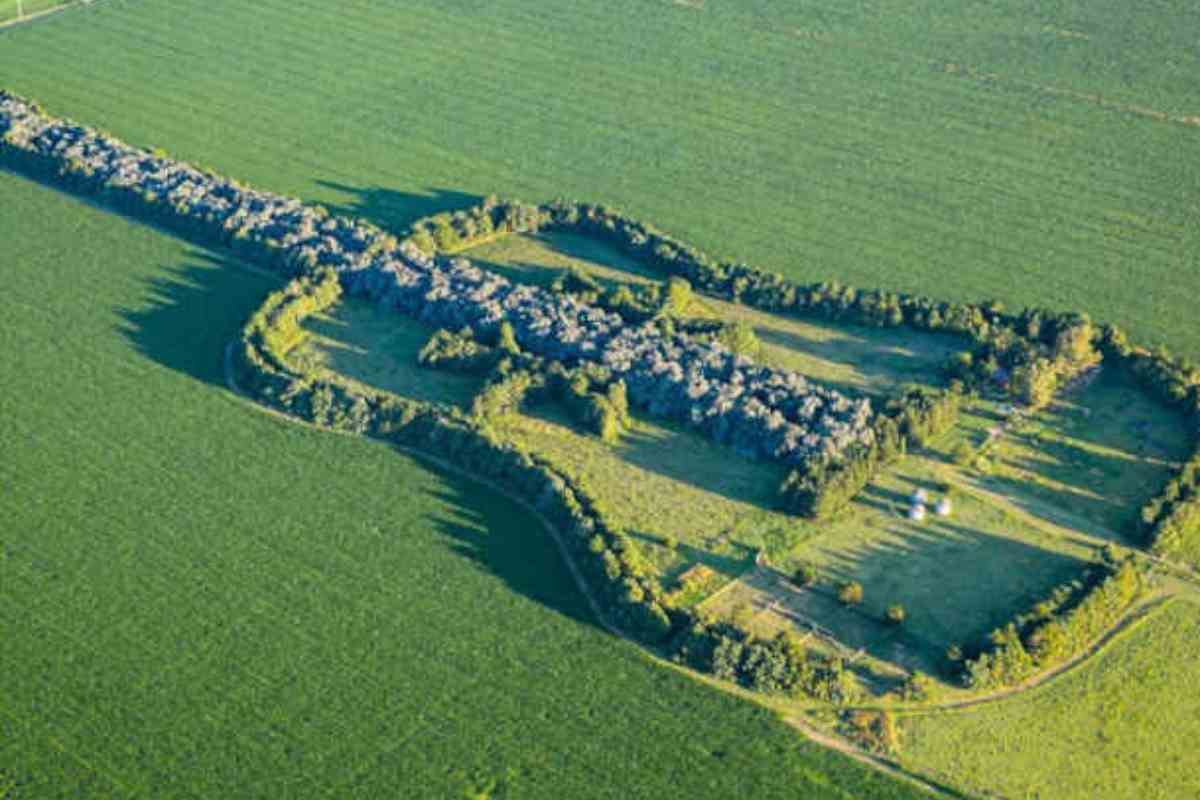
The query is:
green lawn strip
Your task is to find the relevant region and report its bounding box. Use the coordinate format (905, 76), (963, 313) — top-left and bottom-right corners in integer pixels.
(897, 598), (1200, 800)
(0, 173), (931, 799)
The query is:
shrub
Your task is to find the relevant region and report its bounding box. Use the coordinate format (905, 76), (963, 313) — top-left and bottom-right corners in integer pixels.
(838, 581), (864, 606)
(793, 562), (819, 587)
(886, 604), (906, 625)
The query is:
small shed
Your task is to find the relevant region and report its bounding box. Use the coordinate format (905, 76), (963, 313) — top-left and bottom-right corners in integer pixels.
(908, 503), (927, 522)
(935, 498), (953, 517)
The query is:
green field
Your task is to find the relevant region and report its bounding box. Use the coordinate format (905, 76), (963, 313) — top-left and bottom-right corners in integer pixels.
(899, 598), (1200, 799)
(5, 0), (1200, 795)
(2, 0), (1198, 358)
(0, 173), (933, 798)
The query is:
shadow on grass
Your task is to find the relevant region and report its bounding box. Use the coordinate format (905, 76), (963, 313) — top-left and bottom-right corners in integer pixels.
(803, 520), (1091, 663)
(419, 480), (604, 632)
(115, 248), (281, 387)
(315, 181), (484, 234)
(516, 401), (786, 511)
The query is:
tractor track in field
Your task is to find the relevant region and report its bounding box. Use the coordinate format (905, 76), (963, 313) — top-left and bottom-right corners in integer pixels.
(222, 339), (967, 799)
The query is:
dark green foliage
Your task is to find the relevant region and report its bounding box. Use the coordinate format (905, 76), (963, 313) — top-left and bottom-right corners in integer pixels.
(793, 562), (819, 587)
(963, 562), (1147, 690)
(418, 327), (501, 374)
(780, 386), (963, 520)
(547, 366), (630, 443)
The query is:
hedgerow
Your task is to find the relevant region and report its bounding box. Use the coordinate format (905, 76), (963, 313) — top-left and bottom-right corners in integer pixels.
(960, 560), (1148, 690)
(0, 93), (881, 474)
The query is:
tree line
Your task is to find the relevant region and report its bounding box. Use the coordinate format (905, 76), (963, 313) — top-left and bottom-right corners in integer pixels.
(960, 559), (1147, 690)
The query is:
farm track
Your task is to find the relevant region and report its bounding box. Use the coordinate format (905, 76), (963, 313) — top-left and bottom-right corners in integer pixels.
(0, 1), (77, 30)
(221, 339), (964, 800)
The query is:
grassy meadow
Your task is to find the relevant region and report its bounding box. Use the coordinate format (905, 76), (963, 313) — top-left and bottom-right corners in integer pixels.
(954, 372), (1195, 540)
(899, 598), (1200, 799)
(0, 173), (934, 799)
(0, 0), (1198, 357)
(292, 298), (483, 409)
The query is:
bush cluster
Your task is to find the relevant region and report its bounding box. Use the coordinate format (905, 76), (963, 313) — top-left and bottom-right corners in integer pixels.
(961, 561), (1146, 690)
(418, 327), (501, 374)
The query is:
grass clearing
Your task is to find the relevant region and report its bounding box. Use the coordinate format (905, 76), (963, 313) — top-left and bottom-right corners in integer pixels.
(899, 598), (1200, 800)
(291, 297), (482, 409)
(714, 448), (1100, 681)
(0, 173), (931, 799)
(952, 370), (1194, 540)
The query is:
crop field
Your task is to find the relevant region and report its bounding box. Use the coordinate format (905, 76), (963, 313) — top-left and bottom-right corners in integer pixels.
(5, 0), (1200, 797)
(0, 173), (937, 798)
(1, 0), (1198, 358)
(899, 598), (1200, 799)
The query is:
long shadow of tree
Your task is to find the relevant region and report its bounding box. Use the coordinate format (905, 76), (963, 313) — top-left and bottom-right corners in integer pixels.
(808, 520), (1091, 662)
(417, 479), (603, 632)
(314, 181), (483, 234)
(115, 248), (281, 388)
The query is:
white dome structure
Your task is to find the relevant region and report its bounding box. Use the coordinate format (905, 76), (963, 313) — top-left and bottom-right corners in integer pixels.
(936, 498), (953, 517)
(908, 503), (927, 522)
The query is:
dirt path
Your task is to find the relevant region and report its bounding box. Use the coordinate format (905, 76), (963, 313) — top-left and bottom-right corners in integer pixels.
(0, 0), (79, 31)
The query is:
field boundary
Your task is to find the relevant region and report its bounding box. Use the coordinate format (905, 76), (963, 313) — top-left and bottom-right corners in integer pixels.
(0, 0), (81, 30)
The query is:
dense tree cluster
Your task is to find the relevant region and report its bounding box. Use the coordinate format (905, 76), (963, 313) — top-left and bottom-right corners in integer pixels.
(0, 93), (875, 471)
(961, 560), (1146, 690)
(417, 327), (502, 374)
